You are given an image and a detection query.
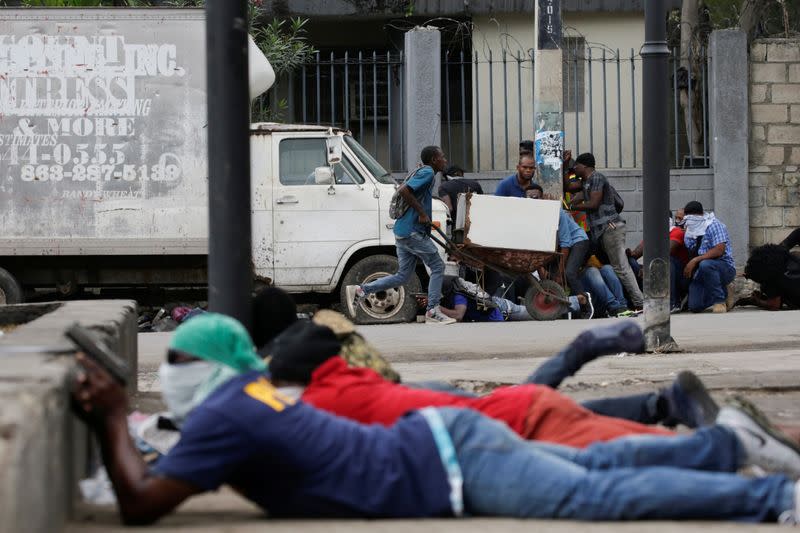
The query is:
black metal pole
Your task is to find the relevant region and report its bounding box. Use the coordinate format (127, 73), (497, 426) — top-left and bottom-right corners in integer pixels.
(642, 0), (677, 351)
(206, 0), (252, 329)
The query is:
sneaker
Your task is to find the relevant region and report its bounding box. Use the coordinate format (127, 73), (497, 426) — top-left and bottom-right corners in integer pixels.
(717, 396), (800, 478)
(778, 480), (800, 525)
(660, 371), (720, 428)
(425, 306), (457, 325)
(616, 309), (637, 318)
(670, 306), (682, 314)
(453, 278), (492, 301)
(345, 285), (365, 318)
(580, 293), (594, 320)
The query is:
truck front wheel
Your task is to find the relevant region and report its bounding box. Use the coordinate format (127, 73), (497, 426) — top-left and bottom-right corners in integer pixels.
(340, 255), (421, 325)
(0, 268), (23, 305)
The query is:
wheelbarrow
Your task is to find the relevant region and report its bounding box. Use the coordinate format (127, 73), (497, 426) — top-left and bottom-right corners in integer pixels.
(429, 193), (571, 321)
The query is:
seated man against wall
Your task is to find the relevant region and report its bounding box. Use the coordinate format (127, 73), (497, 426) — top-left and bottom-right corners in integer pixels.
(525, 184), (593, 311)
(682, 201), (736, 313)
(72, 313), (800, 525)
(495, 152), (539, 198)
(743, 228), (800, 310)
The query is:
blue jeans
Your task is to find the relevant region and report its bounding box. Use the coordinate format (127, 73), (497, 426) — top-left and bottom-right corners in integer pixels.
(491, 296), (531, 321)
(362, 232), (444, 311)
(688, 259), (736, 312)
(670, 255), (689, 309)
(581, 265), (628, 315)
(436, 407), (794, 521)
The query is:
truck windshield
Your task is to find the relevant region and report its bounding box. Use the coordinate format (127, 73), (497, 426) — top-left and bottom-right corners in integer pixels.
(344, 136), (395, 184)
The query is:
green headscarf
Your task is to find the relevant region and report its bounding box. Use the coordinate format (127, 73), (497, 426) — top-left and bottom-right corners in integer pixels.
(168, 313), (267, 409)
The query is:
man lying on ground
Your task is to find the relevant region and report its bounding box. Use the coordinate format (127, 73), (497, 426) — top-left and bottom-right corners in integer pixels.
(253, 287), (717, 429)
(73, 313), (800, 525)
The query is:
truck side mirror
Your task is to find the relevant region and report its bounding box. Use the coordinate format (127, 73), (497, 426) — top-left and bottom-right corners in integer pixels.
(314, 166), (334, 185)
(326, 136), (343, 165)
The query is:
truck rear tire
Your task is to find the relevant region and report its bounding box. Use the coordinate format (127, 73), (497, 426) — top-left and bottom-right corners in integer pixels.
(0, 268), (23, 305)
(340, 255), (421, 325)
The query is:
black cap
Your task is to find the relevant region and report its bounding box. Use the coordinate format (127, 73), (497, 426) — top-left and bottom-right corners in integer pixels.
(575, 152), (596, 168)
(267, 320), (342, 383)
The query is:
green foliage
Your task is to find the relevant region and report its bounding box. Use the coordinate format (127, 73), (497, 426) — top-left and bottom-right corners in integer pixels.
(251, 17), (316, 78)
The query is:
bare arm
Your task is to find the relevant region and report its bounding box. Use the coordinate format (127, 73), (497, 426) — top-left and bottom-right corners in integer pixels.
(684, 243), (726, 278)
(571, 190), (603, 211)
(438, 303), (466, 321)
(73, 355), (200, 525)
(440, 194), (454, 214)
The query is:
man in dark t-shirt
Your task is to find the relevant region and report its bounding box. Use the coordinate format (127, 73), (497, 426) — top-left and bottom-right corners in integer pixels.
(70, 313), (800, 525)
(744, 228), (800, 310)
(438, 177), (483, 222)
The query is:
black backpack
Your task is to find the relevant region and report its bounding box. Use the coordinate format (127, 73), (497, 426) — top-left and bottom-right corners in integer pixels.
(606, 182), (624, 214)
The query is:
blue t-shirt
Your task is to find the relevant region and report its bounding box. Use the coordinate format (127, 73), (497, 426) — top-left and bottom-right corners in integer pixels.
(494, 174), (536, 198)
(155, 371), (452, 518)
(394, 166), (434, 238)
(453, 293), (504, 322)
(557, 209), (589, 248)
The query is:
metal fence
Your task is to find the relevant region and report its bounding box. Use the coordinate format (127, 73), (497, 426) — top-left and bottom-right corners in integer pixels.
(255, 51), (405, 172)
(270, 44), (709, 173)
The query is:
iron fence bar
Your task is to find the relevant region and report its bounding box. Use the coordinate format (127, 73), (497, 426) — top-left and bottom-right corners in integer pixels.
(316, 51), (321, 123)
(302, 63), (307, 122)
(516, 51), (523, 147)
(488, 50), (496, 169)
(631, 48), (637, 168)
(373, 51), (378, 153)
(616, 48), (622, 167)
(687, 42), (694, 165)
(330, 51), (336, 125)
(672, 46), (680, 167)
(460, 50), (467, 168)
(574, 48), (580, 155)
(701, 45), (708, 165)
(602, 49), (608, 167)
(474, 53), (481, 171)
(530, 49), (535, 142)
(344, 52), (350, 130)
(503, 50), (509, 169)
(588, 48), (594, 155)
(400, 51), (405, 170)
(387, 51), (392, 162)
(445, 50), (452, 160)
(358, 51), (364, 144)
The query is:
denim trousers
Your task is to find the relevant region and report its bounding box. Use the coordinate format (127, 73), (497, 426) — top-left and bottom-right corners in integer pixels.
(491, 296), (532, 321)
(581, 265), (628, 315)
(436, 407), (794, 521)
(564, 239), (591, 296)
(688, 259), (736, 312)
(361, 232), (444, 310)
(599, 223), (644, 307)
(670, 255), (689, 309)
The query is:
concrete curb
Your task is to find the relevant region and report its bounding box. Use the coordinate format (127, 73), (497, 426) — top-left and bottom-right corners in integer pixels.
(0, 300), (137, 533)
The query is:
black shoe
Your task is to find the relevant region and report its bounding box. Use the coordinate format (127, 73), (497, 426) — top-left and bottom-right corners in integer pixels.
(570, 321), (645, 360)
(660, 371), (720, 428)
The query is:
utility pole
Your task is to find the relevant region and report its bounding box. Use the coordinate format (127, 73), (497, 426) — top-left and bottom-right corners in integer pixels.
(206, 0), (253, 329)
(642, 0), (678, 352)
(533, 0), (564, 200)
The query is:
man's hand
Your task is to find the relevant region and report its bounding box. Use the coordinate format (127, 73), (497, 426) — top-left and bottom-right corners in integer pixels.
(72, 352), (129, 424)
(683, 258), (700, 279)
(418, 213), (431, 226)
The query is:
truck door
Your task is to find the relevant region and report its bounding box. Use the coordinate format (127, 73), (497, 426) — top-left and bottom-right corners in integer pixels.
(272, 135), (378, 288)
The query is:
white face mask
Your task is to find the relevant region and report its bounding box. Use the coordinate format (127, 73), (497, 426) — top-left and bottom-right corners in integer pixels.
(158, 361), (216, 425)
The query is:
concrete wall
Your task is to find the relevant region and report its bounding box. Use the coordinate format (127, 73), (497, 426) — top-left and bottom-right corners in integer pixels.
(0, 300), (137, 533)
(749, 38), (800, 248)
(471, 12), (645, 171)
(466, 168), (713, 248)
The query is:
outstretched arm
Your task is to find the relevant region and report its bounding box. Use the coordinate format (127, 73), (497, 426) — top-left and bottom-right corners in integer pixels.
(73, 354), (200, 525)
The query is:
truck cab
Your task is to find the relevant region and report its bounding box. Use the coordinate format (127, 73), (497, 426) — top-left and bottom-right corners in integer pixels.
(251, 123), (448, 324)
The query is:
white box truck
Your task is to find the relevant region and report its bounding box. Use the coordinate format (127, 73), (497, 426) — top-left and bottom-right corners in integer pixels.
(0, 8), (446, 324)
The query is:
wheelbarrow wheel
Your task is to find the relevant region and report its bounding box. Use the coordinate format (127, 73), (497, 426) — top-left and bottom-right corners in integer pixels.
(524, 280), (568, 321)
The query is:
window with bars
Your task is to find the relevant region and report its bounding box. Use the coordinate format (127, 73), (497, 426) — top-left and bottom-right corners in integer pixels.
(563, 37), (586, 113)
